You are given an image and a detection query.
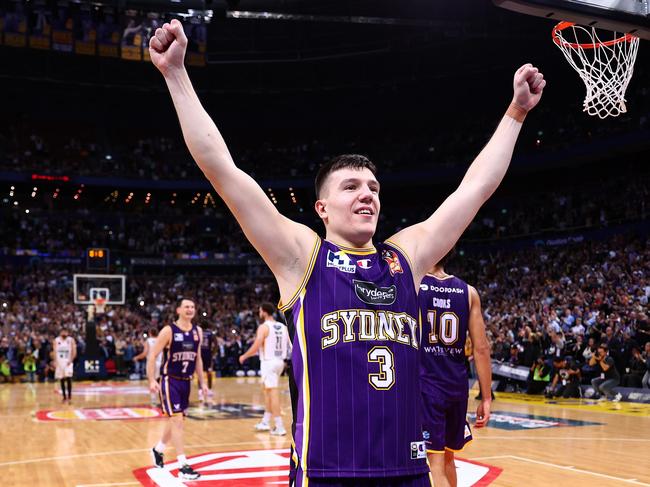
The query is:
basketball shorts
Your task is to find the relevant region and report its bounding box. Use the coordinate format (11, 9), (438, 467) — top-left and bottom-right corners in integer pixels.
(201, 350), (213, 372)
(291, 470), (433, 487)
(260, 358), (285, 388)
(159, 376), (191, 416)
(55, 361), (73, 379)
(421, 392), (473, 453)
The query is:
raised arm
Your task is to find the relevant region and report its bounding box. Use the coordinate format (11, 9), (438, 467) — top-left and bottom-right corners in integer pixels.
(389, 64), (545, 284)
(149, 20), (316, 300)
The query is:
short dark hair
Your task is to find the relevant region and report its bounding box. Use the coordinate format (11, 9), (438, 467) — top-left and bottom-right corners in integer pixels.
(176, 297), (194, 309)
(315, 154), (377, 199)
(260, 302), (276, 316)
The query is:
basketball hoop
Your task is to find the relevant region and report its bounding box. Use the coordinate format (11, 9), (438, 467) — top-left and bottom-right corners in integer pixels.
(93, 297), (107, 315)
(552, 22), (640, 119)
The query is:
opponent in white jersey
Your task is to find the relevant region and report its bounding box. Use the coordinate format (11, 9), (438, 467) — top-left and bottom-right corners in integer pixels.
(240, 302), (290, 435)
(54, 327), (76, 404)
(134, 328), (162, 404)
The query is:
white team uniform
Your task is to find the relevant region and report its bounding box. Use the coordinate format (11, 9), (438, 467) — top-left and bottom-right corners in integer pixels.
(146, 337), (162, 380)
(259, 320), (289, 388)
(54, 336), (75, 379)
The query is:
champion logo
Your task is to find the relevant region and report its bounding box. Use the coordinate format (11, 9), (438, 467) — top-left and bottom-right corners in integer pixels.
(357, 258), (373, 269)
(326, 250), (356, 274)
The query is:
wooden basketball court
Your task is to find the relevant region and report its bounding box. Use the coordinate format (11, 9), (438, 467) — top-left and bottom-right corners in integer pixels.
(1, 378), (649, 486)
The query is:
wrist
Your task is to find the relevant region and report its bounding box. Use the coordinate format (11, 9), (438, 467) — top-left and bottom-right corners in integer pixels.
(506, 101), (527, 123)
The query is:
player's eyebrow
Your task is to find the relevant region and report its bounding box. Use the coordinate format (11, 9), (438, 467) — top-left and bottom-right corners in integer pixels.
(339, 178), (381, 191)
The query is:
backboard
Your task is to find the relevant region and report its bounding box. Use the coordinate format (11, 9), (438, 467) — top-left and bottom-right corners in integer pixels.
(73, 274), (126, 305)
(494, 0), (650, 40)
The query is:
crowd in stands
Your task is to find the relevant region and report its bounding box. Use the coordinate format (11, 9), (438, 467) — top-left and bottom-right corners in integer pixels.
(0, 66), (648, 182)
(1, 231), (648, 396)
(454, 234), (650, 398)
(0, 269), (276, 382)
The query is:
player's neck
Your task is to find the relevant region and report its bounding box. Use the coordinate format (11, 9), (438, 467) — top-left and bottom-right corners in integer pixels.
(176, 319), (193, 330)
(429, 267), (451, 279)
(325, 231), (374, 250)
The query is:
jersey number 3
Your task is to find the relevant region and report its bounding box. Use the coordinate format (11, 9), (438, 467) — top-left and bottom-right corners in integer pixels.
(368, 346), (395, 390)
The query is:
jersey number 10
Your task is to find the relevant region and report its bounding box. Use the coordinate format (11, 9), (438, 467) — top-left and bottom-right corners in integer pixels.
(426, 310), (460, 345)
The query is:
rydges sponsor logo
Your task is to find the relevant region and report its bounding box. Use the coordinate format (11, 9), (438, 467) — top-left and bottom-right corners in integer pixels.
(354, 280), (396, 305)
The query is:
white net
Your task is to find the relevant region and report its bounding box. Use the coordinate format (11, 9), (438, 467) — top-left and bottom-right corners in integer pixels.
(553, 23), (640, 119)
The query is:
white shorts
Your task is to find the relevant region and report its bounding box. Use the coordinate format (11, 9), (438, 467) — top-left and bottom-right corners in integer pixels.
(55, 361), (74, 379)
(260, 359), (285, 388)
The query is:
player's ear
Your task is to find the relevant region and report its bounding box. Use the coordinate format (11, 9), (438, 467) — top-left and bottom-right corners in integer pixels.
(315, 199), (328, 222)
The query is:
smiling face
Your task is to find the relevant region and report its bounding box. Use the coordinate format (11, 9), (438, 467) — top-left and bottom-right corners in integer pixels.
(176, 299), (196, 322)
(315, 167), (381, 248)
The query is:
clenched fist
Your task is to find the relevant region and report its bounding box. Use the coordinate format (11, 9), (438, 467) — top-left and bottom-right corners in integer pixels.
(149, 18), (188, 76)
(512, 63), (546, 112)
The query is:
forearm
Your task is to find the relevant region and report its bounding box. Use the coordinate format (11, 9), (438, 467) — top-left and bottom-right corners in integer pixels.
(473, 347), (493, 399)
(163, 69), (235, 184)
(458, 112), (523, 202)
(195, 358), (205, 388)
(146, 358), (155, 382)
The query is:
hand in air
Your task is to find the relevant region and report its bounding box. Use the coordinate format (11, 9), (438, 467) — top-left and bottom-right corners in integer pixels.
(149, 19), (187, 76)
(512, 63), (546, 112)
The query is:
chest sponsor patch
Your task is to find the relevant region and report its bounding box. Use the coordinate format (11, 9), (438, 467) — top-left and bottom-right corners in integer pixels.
(173, 333), (184, 342)
(354, 280), (397, 305)
(326, 249), (356, 273)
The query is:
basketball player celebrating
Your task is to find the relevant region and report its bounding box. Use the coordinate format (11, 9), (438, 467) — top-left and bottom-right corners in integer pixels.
(149, 20), (544, 486)
(147, 298), (208, 480)
(239, 302), (290, 436)
(419, 252), (492, 487)
(54, 327), (76, 404)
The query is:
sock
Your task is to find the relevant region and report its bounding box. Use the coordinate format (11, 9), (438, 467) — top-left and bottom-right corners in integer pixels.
(262, 412), (272, 424)
(66, 378), (72, 398)
(60, 379), (67, 399)
(155, 441), (165, 453)
(177, 454), (187, 465)
(274, 416), (283, 428)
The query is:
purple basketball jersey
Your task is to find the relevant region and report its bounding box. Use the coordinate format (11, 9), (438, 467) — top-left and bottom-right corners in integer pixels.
(281, 238), (428, 479)
(161, 322), (200, 379)
(419, 274), (470, 400)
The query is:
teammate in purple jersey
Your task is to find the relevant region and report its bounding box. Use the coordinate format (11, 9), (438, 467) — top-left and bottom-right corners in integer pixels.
(419, 252), (492, 487)
(198, 324), (215, 403)
(149, 19), (545, 486)
(147, 298), (208, 480)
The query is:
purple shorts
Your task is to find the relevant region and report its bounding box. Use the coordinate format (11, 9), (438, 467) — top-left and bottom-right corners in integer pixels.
(421, 393), (472, 453)
(159, 376), (191, 416)
(292, 470), (433, 487)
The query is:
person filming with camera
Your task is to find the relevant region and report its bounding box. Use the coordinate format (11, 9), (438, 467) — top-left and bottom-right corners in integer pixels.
(589, 343), (622, 402)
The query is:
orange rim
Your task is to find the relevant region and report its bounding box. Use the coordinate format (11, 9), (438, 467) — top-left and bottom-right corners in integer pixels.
(552, 21), (637, 49)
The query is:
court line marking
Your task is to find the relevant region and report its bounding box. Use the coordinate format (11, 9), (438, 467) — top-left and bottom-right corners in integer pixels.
(0, 440), (288, 467)
(470, 455), (650, 486)
(76, 483), (140, 487)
